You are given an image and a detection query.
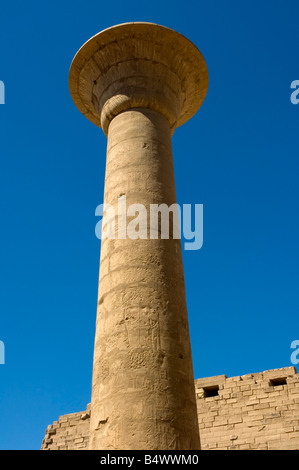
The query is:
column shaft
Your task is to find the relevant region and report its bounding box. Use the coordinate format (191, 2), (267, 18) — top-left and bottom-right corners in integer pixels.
(89, 108), (200, 450)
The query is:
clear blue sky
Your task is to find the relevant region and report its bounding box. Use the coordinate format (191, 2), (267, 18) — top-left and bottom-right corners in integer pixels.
(0, 0), (298, 450)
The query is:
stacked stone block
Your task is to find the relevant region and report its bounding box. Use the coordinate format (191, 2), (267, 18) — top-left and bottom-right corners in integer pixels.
(195, 366), (299, 450)
(41, 404), (91, 450)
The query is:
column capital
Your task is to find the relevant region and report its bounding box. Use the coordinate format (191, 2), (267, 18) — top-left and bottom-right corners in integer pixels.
(69, 22), (208, 136)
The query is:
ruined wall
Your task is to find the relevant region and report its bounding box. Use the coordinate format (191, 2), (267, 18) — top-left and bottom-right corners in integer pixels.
(41, 367), (299, 450)
(41, 404), (91, 450)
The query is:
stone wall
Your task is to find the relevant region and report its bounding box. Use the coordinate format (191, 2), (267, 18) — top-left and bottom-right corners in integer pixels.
(41, 404), (91, 450)
(41, 366), (299, 450)
(195, 366), (299, 450)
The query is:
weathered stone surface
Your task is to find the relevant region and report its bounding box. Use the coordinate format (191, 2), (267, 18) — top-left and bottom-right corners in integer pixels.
(88, 108), (201, 450)
(67, 22), (208, 450)
(41, 367), (299, 450)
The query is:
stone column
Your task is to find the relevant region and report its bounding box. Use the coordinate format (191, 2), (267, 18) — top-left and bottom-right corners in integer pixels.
(69, 22), (208, 450)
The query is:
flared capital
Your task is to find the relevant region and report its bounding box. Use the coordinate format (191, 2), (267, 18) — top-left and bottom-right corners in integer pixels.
(69, 22), (208, 135)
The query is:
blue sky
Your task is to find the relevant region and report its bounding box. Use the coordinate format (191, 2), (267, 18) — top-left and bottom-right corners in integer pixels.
(0, 0), (298, 450)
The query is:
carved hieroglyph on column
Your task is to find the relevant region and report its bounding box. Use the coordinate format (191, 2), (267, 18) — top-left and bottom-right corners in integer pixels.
(69, 22), (208, 450)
